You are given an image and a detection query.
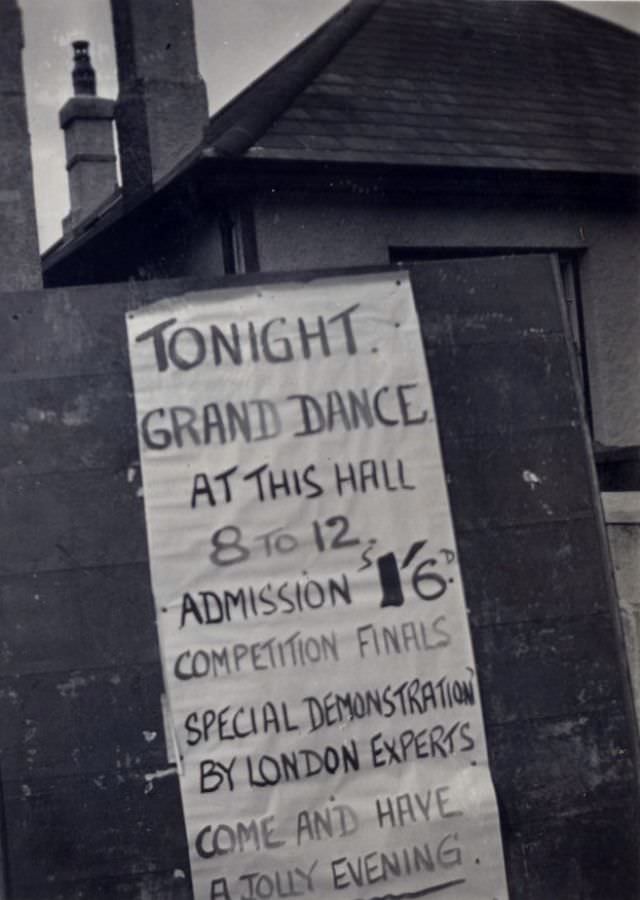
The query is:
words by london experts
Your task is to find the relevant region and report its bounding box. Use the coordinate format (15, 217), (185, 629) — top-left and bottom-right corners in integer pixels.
(127, 272), (509, 900)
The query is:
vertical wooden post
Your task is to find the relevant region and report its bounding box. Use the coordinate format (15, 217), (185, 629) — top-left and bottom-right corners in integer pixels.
(0, 767), (10, 900)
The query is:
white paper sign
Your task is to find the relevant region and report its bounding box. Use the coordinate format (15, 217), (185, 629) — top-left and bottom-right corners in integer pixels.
(127, 272), (509, 900)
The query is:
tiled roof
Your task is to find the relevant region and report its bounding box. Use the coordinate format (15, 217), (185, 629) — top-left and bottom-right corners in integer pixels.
(204, 0), (640, 175)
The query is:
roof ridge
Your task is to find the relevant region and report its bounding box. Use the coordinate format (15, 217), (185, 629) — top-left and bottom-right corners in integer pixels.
(203, 0), (381, 158)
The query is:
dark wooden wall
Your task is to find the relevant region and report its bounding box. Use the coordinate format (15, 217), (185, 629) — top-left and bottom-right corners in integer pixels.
(0, 258), (637, 899)
(0, 279), (197, 900)
(410, 255), (639, 898)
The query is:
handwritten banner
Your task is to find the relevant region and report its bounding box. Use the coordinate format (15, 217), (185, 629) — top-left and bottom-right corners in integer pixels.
(127, 272), (509, 900)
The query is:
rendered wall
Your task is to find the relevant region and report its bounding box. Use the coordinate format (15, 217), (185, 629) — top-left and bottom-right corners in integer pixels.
(253, 192), (640, 449)
(603, 493), (640, 726)
(0, 0), (41, 291)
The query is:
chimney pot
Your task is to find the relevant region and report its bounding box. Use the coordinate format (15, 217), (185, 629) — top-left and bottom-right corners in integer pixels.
(59, 41), (118, 231)
(72, 39), (96, 96)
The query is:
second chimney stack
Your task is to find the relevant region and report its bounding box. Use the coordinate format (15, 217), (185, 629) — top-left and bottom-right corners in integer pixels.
(59, 41), (118, 232)
(110, 0), (209, 198)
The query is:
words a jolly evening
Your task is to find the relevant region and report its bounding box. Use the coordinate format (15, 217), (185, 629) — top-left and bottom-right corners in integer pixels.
(198, 781), (466, 899)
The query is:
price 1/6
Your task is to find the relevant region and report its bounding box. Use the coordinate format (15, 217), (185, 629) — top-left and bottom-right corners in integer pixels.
(377, 547), (450, 604)
(358, 538), (455, 605)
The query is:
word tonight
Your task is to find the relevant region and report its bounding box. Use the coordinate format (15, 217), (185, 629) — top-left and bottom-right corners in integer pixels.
(134, 303), (360, 373)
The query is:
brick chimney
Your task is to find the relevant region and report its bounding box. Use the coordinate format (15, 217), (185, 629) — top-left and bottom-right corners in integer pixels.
(110, 0), (209, 198)
(0, 0), (41, 290)
(59, 41), (118, 233)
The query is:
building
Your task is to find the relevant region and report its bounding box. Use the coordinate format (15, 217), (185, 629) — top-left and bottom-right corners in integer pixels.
(1, 1), (639, 897)
(43, 0), (640, 736)
(42, 0), (640, 459)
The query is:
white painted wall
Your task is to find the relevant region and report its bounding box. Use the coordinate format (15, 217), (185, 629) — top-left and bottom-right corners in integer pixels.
(603, 492), (640, 728)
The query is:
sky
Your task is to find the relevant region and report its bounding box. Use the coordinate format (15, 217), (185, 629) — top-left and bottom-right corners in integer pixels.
(19, 0), (640, 252)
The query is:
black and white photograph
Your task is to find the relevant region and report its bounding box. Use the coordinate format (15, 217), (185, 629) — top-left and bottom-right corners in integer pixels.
(1, 1), (639, 898)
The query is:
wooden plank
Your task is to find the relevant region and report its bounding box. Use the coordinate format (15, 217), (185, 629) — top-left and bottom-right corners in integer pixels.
(3, 871), (191, 900)
(2, 771), (188, 889)
(444, 427), (593, 531)
(410, 254), (565, 345)
(487, 709), (635, 825)
(0, 287), (133, 379)
(458, 518), (610, 627)
(0, 565), (158, 677)
(506, 806), (639, 899)
(0, 279), (197, 380)
(474, 614), (625, 725)
(0, 664), (167, 780)
(0, 373), (136, 478)
(427, 337), (579, 438)
(1, 470), (147, 574)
